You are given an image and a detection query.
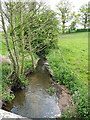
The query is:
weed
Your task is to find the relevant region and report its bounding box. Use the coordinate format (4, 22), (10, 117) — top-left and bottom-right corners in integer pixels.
(48, 87), (55, 96)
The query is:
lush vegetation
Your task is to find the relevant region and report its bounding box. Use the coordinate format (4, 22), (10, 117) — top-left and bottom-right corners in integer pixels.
(48, 32), (88, 118)
(0, 1), (59, 94)
(0, 0), (89, 118)
(58, 32), (88, 85)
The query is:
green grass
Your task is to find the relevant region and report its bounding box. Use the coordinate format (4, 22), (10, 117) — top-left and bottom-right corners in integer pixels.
(48, 32), (88, 118)
(58, 32), (88, 86)
(0, 31), (89, 117)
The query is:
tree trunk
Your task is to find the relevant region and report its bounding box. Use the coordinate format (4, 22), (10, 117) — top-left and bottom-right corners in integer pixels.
(0, 3), (17, 72)
(20, 4), (25, 74)
(28, 28), (35, 70)
(10, 2), (20, 76)
(84, 24), (86, 29)
(84, 13), (87, 29)
(62, 22), (65, 34)
(62, 13), (66, 34)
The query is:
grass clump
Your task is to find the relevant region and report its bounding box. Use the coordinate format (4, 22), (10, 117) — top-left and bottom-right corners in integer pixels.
(48, 87), (55, 96)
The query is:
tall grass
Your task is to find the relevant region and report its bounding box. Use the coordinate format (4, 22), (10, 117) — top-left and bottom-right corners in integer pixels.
(48, 49), (88, 118)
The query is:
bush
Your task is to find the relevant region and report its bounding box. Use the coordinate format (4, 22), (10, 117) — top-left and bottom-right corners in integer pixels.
(1, 64), (28, 102)
(2, 64), (11, 87)
(76, 28), (90, 32)
(19, 74), (28, 87)
(1, 64), (15, 102)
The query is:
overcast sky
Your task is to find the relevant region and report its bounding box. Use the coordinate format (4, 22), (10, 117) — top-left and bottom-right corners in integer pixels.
(0, 0), (90, 31)
(1, 0), (90, 11)
(1, 0), (90, 12)
(44, 0), (90, 12)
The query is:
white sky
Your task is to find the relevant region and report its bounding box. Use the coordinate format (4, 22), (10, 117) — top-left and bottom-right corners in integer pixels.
(0, 0), (90, 31)
(44, 0), (90, 12)
(1, 0), (90, 11)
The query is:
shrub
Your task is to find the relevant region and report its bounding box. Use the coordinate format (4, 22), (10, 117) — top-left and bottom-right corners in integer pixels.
(1, 64), (15, 102)
(19, 74), (28, 87)
(1, 64), (28, 102)
(76, 28), (90, 32)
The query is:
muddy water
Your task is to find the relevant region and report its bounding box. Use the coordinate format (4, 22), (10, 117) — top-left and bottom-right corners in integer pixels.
(3, 59), (61, 118)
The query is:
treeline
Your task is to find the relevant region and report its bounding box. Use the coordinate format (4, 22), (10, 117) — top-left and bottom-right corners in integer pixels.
(56, 0), (90, 33)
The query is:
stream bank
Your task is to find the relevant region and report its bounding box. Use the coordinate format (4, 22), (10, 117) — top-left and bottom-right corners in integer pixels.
(51, 82), (74, 114)
(2, 57), (73, 118)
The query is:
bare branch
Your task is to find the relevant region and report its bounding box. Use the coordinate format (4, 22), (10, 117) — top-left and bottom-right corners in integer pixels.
(0, 1), (17, 72)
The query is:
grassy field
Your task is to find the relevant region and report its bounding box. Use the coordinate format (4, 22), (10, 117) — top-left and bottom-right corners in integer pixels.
(48, 32), (88, 117)
(58, 32), (88, 86)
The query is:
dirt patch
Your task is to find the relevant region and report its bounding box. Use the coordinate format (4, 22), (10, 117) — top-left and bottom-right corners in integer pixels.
(51, 81), (74, 114)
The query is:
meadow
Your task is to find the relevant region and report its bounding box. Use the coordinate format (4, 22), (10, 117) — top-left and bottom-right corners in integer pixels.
(48, 32), (88, 117)
(58, 32), (88, 86)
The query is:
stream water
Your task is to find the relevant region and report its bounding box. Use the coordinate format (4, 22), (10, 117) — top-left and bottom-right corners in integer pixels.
(3, 59), (61, 118)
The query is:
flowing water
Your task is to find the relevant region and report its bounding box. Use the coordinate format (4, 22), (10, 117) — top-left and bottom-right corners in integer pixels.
(3, 59), (61, 118)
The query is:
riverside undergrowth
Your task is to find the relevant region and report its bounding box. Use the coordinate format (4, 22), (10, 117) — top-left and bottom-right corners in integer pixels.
(47, 49), (88, 118)
(1, 64), (28, 103)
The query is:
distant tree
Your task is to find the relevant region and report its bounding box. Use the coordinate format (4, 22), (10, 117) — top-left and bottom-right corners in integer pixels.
(70, 21), (77, 31)
(68, 12), (79, 32)
(57, 0), (72, 33)
(79, 4), (88, 29)
(88, 2), (90, 28)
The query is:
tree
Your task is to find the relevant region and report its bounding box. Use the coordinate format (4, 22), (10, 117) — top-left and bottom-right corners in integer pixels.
(0, 1), (59, 90)
(57, 0), (72, 33)
(69, 21), (76, 32)
(0, 1), (25, 90)
(68, 12), (79, 33)
(79, 4), (88, 29)
(14, 2), (59, 55)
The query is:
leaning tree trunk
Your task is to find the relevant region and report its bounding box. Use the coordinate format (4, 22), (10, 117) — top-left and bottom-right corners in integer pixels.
(28, 27), (35, 70)
(0, 3), (17, 73)
(0, 2), (22, 91)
